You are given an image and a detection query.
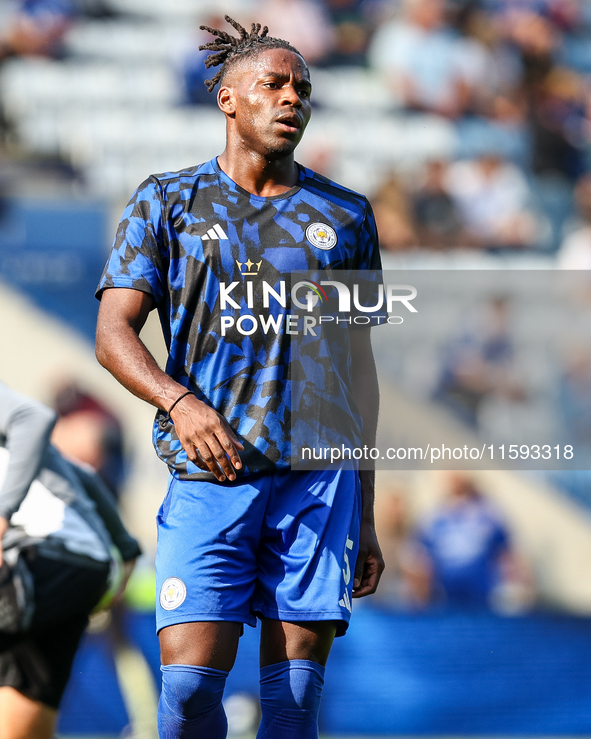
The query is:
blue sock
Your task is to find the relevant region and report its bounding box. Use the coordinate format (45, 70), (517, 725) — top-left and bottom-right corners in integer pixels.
(256, 659), (325, 739)
(158, 664), (229, 739)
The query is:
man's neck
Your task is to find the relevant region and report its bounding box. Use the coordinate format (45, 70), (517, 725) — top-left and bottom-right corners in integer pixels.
(217, 146), (299, 197)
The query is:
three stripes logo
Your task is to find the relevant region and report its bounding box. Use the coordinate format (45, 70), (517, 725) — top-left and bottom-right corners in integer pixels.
(339, 535), (354, 613)
(201, 223), (229, 241)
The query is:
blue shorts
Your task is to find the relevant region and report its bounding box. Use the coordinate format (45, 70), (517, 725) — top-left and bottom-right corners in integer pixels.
(155, 468), (360, 637)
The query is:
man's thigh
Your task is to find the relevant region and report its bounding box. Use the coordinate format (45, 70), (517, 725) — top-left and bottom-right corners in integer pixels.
(155, 474), (271, 633)
(254, 468), (361, 636)
(159, 621), (242, 672)
(260, 619), (337, 668)
(159, 619), (337, 672)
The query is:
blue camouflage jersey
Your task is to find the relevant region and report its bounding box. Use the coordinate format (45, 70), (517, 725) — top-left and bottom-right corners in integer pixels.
(97, 157), (381, 480)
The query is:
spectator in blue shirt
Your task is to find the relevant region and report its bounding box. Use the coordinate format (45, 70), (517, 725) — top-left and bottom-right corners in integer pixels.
(420, 473), (511, 609)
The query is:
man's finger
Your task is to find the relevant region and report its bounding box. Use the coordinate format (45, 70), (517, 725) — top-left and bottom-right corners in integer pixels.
(222, 421), (245, 451)
(200, 417), (242, 476)
(353, 548), (367, 590)
(207, 435), (239, 481)
(194, 438), (227, 481)
(353, 563), (371, 597)
(352, 557), (383, 598)
(193, 457), (210, 472)
(182, 438), (210, 470)
(219, 426), (244, 470)
(184, 435), (238, 481)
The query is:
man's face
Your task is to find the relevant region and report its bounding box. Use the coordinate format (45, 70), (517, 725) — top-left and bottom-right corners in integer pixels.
(221, 48), (312, 160)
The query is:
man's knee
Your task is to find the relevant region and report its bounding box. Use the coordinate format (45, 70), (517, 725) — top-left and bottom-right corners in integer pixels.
(160, 665), (228, 719)
(257, 660), (325, 739)
(158, 665), (229, 738)
(259, 660), (324, 712)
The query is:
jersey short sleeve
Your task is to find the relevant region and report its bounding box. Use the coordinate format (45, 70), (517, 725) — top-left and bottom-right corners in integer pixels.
(356, 200), (382, 272)
(348, 199), (385, 329)
(96, 176), (167, 305)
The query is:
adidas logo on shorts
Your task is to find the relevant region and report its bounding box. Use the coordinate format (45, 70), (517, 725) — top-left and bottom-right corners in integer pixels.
(202, 223), (229, 241)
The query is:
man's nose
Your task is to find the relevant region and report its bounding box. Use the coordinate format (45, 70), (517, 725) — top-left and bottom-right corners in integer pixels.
(280, 85), (302, 106)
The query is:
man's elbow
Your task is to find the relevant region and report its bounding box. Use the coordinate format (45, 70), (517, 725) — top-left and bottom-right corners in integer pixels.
(95, 325), (114, 370)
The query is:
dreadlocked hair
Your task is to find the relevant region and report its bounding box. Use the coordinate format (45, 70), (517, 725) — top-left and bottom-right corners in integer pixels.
(199, 15), (302, 93)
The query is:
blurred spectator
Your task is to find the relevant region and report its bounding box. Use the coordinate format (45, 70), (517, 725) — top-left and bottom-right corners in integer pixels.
(445, 155), (539, 248)
(434, 296), (524, 428)
(374, 488), (432, 608)
(420, 473), (534, 611)
(176, 14), (228, 107)
(554, 335), (591, 506)
(372, 173), (418, 251)
(503, 8), (558, 87)
(323, 0), (374, 66)
(50, 381), (126, 499)
(412, 159), (465, 248)
(529, 65), (587, 181)
(368, 0), (486, 118)
(558, 346), (591, 447)
(455, 7), (526, 122)
(544, 0), (581, 32)
(557, 173), (591, 267)
(254, 0), (336, 65)
(0, 0), (75, 61)
(499, 7), (587, 181)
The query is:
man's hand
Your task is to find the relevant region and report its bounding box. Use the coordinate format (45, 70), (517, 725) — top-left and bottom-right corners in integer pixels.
(170, 394), (244, 482)
(352, 519), (384, 598)
(0, 516), (9, 568)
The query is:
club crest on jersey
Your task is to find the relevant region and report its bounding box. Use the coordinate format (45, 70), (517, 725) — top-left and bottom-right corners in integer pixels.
(160, 577), (187, 611)
(306, 223), (337, 250)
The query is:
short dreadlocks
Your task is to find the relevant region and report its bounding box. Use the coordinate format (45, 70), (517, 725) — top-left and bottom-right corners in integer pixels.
(199, 15), (303, 93)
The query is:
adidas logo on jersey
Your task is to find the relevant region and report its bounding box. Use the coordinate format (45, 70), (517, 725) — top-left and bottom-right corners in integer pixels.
(339, 591), (352, 613)
(201, 223), (229, 240)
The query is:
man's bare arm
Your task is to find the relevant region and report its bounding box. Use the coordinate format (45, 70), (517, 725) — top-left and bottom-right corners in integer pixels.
(349, 328), (385, 598)
(95, 288), (243, 482)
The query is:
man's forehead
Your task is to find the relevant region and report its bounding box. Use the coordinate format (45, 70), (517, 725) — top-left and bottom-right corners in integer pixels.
(240, 48), (310, 82)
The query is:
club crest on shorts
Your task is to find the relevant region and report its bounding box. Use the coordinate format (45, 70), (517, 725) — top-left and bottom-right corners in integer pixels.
(306, 223), (337, 250)
(160, 577), (187, 611)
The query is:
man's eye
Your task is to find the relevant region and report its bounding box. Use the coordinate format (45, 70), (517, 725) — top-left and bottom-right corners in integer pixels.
(299, 89), (311, 99)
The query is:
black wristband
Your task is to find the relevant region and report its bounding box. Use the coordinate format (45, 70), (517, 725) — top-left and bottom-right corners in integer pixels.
(160, 390), (193, 427)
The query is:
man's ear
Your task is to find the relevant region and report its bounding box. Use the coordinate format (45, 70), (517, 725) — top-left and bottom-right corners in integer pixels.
(218, 85), (236, 116)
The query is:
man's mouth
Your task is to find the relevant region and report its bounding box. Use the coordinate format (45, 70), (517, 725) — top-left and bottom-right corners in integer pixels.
(275, 114), (301, 133)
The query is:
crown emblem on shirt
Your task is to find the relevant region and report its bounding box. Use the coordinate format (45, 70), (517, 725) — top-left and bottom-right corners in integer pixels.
(201, 223), (229, 240)
(236, 259), (262, 276)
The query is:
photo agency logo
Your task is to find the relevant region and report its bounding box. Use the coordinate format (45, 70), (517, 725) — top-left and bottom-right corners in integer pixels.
(218, 270), (418, 337)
